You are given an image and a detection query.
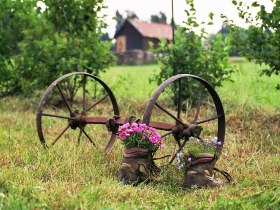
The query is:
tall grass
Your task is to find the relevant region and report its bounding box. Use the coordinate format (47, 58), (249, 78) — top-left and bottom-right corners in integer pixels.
(0, 59), (279, 209)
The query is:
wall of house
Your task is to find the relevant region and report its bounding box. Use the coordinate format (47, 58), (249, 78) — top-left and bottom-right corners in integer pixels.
(116, 22), (143, 51)
(143, 38), (160, 51)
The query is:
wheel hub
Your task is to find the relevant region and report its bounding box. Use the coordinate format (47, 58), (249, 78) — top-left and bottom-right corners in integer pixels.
(69, 110), (86, 129)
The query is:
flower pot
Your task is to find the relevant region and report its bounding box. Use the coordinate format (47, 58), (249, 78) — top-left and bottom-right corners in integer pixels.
(118, 147), (160, 185)
(182, 153), (223, 189)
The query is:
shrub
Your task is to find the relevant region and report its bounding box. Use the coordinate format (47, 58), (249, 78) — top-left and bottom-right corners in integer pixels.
(152, 0), (234, 106)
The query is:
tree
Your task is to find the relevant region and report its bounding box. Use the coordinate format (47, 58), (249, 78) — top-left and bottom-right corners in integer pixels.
(0, 0), (38, 96)
(1, 0), (115, 97)
(115, 10), (124, 31)
(229, 0), (280, 89)
(207, 22), (242, 56)
(151, 11), (167, 24)
(152, 0), (234, 106)
(115, 10), (138, 31)
(125, 10), (138, 20)
(100, 32), (111, 41)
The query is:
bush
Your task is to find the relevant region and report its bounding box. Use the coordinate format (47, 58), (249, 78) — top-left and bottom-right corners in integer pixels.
(229, 0), (280, 90)
(0, 0), (115, 97)
(152, 1), (234, 106)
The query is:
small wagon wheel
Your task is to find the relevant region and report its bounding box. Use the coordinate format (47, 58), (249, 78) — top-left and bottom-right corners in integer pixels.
(36, 72), (119, 150)
(142, 74), (225, 158)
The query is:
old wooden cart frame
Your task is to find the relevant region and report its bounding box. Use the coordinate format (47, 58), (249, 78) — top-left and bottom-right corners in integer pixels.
(36, 72), (225, 160)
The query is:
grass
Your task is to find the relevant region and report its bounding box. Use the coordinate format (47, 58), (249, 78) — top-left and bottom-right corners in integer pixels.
(0, 59), (280, 209)
(218, 57), (280, 111)
(100, 59), (279, 111)
(100, 64), (160, 101)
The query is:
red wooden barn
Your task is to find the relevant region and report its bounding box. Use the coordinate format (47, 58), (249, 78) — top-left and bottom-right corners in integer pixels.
(114, 19), (172, 64)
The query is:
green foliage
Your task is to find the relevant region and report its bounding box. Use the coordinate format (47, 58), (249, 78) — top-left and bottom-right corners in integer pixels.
(152, 1), (234, 105)
(0, 0), (115, 97)
(186, 138), (218, 158)
(0, 0), (38, 96)
(150, 12), (167, 24)
(229, 0), (280, 89)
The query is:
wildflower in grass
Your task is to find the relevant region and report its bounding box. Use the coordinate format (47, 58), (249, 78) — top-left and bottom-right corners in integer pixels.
(177, 151), (183, 158)
(178, 164), (184, 170)
(212, 137), (217, 145)
(211, 136), (222, 146)
(176, 151), (184, 170)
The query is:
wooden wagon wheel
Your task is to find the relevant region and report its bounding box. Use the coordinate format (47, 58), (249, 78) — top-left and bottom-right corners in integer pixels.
(142, 74), (225, 161)
(36, 72), (119, 149)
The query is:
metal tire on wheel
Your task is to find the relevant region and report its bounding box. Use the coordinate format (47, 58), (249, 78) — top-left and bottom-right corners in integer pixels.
(36, 72), (119, 150)
(142, 74), (225, 154)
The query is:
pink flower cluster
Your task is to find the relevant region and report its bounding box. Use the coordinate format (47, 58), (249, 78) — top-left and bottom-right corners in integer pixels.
(118, 123), (162, 146)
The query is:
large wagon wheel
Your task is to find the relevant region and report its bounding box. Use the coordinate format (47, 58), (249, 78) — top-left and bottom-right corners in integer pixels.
(36, 72), (119, 150)
(142, 74), (225, 161)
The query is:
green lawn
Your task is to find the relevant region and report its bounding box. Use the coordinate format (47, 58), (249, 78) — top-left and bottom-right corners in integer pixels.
(0, 59), (279, 209)
(101, 59), (279, 111)
(100, 64), (160, 101)
(218, 58), (279, 110)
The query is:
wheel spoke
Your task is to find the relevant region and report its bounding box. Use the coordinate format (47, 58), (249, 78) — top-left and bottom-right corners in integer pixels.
(192, 86), (205, 123)
(51, 125), (70, 146)
(195, 114), (221, 125)
(80, 127), (96, 146)
(155, 102), (184, 125)
(77, 129), (82, 145)
(57, 84), (72, 114)
(82, 75), (86, 114)
(161, 131), (172, 138)
(42, 113), (75, 120)
(104, 134), (117, 153)
(169, 138), (189, 165)
(86, 94), (109, 113)
(177, 78), (182, 120)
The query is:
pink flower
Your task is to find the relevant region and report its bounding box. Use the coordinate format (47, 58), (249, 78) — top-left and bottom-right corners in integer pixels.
(133, 127), (141, 132)
(149, 127), (156, 132)
(117, 123), (163, 148)
(125, 129), (133, 135)
(119, 133), (127, 140)
(131, 123), (138, 129)
(139, 124), (147, 131)
(120, 123), (130, 131)
(149, 136), (156, 143)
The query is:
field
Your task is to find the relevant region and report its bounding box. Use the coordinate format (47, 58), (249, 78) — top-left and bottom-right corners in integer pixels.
(0, 58), (279, 209)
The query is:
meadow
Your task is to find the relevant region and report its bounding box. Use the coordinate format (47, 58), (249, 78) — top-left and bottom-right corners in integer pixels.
(0, 58), (279, 209)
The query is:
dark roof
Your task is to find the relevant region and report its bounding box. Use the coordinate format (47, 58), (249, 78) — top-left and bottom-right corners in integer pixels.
(115, 19), (173, 40)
